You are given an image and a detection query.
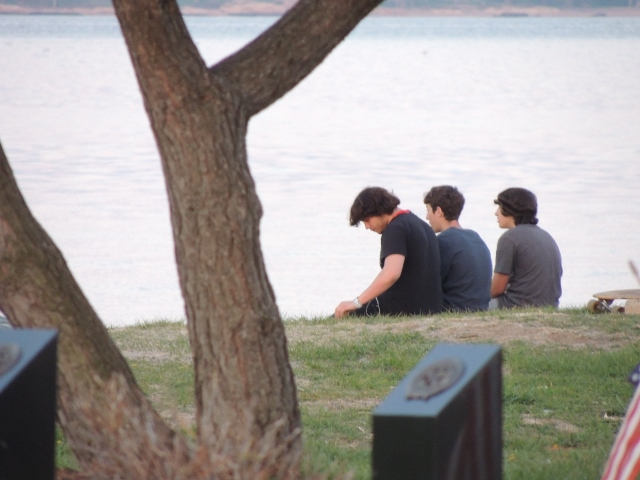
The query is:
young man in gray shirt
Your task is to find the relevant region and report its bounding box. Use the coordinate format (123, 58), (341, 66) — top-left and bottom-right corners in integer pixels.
(424, 186), (492, 312)
(491, 187), (563, 309)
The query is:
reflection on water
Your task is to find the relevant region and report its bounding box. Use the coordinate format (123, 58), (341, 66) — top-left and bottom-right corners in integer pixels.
(1, 15), (639, 325)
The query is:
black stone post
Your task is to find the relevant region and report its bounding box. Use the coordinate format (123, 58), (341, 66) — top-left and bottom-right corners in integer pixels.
(0, 329), (58, 480)
(372, 343), (502, 480)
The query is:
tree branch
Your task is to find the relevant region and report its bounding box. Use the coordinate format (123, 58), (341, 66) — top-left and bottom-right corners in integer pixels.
(111, 0), (215, 124)
(211, 0), (385, 116)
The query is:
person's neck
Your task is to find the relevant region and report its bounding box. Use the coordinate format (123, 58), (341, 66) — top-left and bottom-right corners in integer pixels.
(384, 208), (409, 228)
(391, 208), (409, 219)
(439, 219), (461, 232)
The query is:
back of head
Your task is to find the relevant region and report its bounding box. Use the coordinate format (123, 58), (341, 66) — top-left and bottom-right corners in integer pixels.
(350, 187), (400, 226)
(494, 187), (538, 225)
(423, 185), (465, 221)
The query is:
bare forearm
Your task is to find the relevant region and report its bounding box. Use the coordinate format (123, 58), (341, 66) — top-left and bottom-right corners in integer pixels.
(334, 254), (404, 318)
(491, 273), (510, 298)
(357, 268), (400, 304)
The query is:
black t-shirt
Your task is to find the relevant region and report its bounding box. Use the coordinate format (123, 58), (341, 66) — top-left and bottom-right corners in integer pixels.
(377, 212), (443, 315)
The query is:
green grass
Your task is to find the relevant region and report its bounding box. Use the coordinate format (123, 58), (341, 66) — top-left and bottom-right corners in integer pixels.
(58, 309), (640, 478)
(501, 344), (637, 479)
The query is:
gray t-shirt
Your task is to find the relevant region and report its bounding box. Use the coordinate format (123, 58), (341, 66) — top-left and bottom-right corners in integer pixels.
(438, 228), (492, 311)
(494, 224), (562, 308)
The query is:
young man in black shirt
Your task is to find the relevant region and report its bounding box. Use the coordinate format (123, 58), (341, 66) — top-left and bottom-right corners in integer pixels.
(334, 187), (443, 318)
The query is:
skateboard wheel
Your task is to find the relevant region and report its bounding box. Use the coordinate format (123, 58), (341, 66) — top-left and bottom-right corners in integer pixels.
(587, 299), (602, 313)
(611, 305), (625, 314)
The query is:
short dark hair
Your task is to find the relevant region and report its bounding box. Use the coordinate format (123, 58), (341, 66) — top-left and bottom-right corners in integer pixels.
(423, 185), (465, 221)
(494, 188), (538, 226)
(349, 187), (400, 226)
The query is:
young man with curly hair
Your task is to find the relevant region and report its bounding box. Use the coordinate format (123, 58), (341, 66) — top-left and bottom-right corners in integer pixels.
(334, 186), (443, 318)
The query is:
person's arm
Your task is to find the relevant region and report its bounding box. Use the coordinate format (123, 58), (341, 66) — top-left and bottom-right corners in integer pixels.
(490, 272), (510, 298)
(492, 232), (513, 299)
(334, 254), (405, 318)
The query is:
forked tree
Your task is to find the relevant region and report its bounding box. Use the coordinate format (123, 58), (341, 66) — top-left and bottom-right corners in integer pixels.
(0, 0), (385, 477)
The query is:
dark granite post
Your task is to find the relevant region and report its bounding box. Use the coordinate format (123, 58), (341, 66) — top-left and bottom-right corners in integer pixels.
(372, 343), (502, 480)
(0, 330), (58, 480)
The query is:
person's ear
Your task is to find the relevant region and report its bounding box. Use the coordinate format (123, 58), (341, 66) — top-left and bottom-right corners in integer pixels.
(435, 206), (445, 218)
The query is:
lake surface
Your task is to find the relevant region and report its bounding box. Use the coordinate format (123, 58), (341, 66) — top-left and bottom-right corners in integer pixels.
(1, 15), (639, 325)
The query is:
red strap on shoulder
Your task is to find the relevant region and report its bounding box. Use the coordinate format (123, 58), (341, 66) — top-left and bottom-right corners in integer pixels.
(391, 209), (410, 220)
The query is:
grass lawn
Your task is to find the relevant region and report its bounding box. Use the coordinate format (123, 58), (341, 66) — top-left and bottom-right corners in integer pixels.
(61, 307), (640, 478)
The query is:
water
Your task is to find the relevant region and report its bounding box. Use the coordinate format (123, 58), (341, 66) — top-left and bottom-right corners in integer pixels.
(1, 15), (639, 325)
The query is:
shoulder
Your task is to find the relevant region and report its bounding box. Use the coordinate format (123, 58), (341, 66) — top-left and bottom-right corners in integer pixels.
(462, 228), (490, 249)
(458, 228), (483, 241)
(439, 226), (460, 236)
(534, 225), (558, 239)
(382, 212), (414, 241)
(497, 228), (518, 250)
(511, 224), (556, 241)
(437, 228), (455, 249)
(500, 225), (531, 241)
(530, 225), (561, 250)
(442, 228), (490, 253)
(462, 227), (482, 238)
(398, 214), (437, 245)
(390, 212), (431, 231)
(438, 227), (463, 243)
(443, 227), (486, 244)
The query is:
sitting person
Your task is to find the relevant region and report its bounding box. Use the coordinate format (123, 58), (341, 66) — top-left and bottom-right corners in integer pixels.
(491, 187), (562, 309)
(334, 186), (442, 318)
(424, 185), (492, 312)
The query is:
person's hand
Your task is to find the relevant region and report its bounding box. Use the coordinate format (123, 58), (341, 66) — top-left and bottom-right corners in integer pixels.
(334, 300), (357, 318)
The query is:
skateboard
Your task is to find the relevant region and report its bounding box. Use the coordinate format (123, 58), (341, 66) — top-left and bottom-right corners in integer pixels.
(587, 289), (640, 314)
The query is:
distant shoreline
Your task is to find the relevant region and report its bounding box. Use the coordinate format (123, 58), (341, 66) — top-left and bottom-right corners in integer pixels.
(1, 4), (640, 17)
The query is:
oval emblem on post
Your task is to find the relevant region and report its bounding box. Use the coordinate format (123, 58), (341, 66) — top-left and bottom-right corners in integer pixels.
(406, 357), (465, 401)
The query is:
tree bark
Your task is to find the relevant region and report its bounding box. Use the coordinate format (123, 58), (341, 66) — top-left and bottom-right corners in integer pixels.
(1, 0), (384, 475)
(112, 0), (385, 460)
(0, 144), (184, 471)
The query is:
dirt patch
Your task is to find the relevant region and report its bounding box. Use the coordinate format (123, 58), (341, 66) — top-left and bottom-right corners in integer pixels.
(285, 312), (637, 350)
(429, 319), (630, 350)
(303, 398), (380, 412)
(522, 414), (580, 433)
(121, 350), (173, 362)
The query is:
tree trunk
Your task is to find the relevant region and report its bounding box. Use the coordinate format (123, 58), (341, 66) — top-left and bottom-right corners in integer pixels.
(0, 144), (185, 472)
(0, 0), (385, 476)
(112, 0), (385, 461)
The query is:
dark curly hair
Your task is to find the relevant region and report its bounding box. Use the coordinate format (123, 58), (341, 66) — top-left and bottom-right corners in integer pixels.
(349, 187), (400, 226)
(494, 188), (538, 226)
(423, 185), (465, 221)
